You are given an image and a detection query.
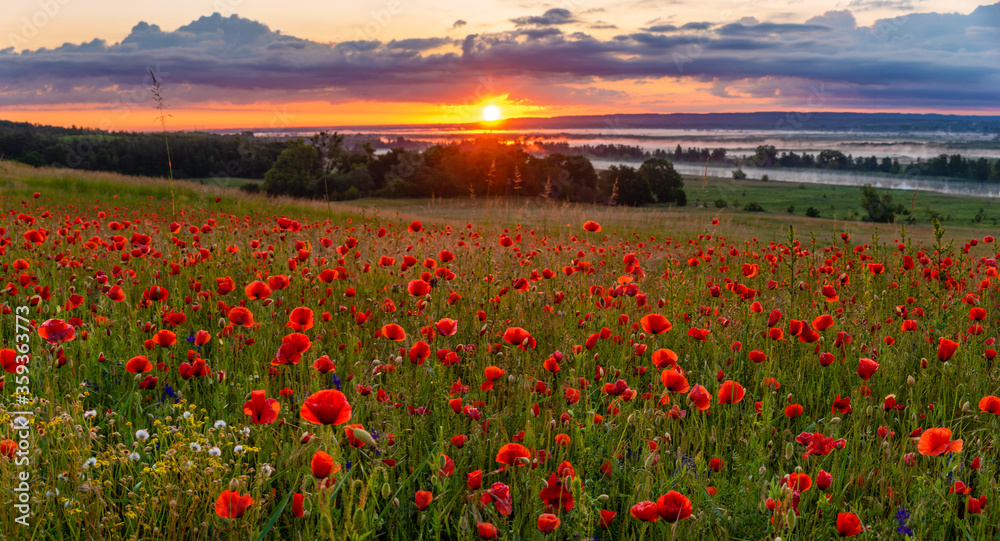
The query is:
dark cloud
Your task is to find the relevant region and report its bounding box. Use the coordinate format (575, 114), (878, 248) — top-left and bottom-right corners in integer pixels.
(510, 8), (576, 27)
(452, 20), (467, 29)
(0, 7), (997, 112)
(387, 38), (451, 50)
(717, 22), (831, 36)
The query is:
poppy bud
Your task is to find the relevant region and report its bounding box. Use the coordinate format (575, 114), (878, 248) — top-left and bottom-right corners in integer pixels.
(596, 494), (609, 502)
(382, 483), (392, 498)
(828, 417), (841, 425)
(352, 508), (365, 531)
(353, 428), (378, 448)
(907, 375), (916, 386)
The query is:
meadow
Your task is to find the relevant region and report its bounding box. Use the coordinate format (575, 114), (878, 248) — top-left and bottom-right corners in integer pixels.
(1, 160), (999, 540)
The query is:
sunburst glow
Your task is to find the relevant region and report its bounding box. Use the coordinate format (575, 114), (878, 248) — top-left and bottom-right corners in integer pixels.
(482, 105), (502, 122)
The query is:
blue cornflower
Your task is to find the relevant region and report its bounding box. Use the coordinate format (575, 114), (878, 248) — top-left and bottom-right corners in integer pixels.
(896, 507), (913, 537)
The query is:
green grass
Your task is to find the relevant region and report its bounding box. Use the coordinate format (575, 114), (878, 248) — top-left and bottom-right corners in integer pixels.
(682, 176), (997, 229)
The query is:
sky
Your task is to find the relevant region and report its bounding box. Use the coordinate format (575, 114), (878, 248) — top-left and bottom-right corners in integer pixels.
(1, 0), (998, 130)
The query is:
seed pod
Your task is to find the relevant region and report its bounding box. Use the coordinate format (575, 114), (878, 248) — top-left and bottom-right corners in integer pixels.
(353, 428), (378, 448)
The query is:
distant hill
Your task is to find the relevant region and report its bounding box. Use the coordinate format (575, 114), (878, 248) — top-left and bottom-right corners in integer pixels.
(466, 112), (1000, 133)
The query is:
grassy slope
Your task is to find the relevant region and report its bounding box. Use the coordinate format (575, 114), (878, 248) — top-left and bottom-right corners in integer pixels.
(0, 160), (992, 248)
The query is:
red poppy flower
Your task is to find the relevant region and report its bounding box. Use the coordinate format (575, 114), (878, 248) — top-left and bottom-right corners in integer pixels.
(310, 450), (335, 479)
(537, 513), (560, 534)
(313, 355), (336, 374)
(380, 323), (406, 341)
(917, 427), (963, 456)
(822, 285), (839, 302)
(244, 281), (272, 300)
(598, 510), (617, 528)
(272, 333), (312, 366)
(687, 327), (710, 341)
(688, 384), (711, 411)
(539, 473), (575, 512)
(228, 307), (255, 327)
(784, 404), (804, 418)
(216, 276), (236, 295)
(408, 221), (423, 232)
(243, 390), (280, 425)
(978, 395), (1000, 414)
(630, 501), (660, 522)
(143, 286), (169, 302)
(467, 470), (483, 489)
(786, 472), (812, 491)
(407, 279), (431, 296)
(409, 341), (431, 365)
(267, 275), (290, 290)
(651, 348), (678, 368)
(855, 358), (879, 381)
(286, 307), (314, 332)
(179, 357), (211, 379)
(655, 491), (692, 522)
(968, 495), (987, 515)
(812, 314), (834, 331)
(0, 439), (17, 459)
(496, 443), (531, 466)
(836, 512), (862, 537)
(817, 470), (833, 490)
(661, 369), (690, 393)
(434, 318), (458, 336)
(503, 327), (536, 349)
(640, 314), (672, 334)
(414, 490), (433, 510)
(583, 221), (601, 232)
(831, 394), (853, 414)
(153, 330), (177, 347)
(126, 355), (153, 374)
(300, 389), (352, 425)
(215, 490), (254, 519)
(748, 350), (767, 363)
(38, 319), (75, 344)
(796, 432), (847, 459)
(717, 381), (745, 404)
(477, 522), (498, 539)
(1, 349), (25, 374)
(938, 338), (958, 362)
(481, 482), (513, 516)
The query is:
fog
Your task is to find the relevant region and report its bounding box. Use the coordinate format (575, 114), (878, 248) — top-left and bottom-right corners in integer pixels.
(590, 159), (1000, 198)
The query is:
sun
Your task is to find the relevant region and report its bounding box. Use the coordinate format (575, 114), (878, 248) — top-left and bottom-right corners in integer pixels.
(482, 105), (502, 122)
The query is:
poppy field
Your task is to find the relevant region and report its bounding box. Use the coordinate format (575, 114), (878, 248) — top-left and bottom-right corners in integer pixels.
(1, 169), (1000, 541)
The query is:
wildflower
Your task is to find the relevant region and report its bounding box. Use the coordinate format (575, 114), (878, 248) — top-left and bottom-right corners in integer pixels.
(215, 490), (254, 519)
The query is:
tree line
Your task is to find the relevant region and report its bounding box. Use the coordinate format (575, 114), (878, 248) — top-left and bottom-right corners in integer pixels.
(257, 134), (686, 206)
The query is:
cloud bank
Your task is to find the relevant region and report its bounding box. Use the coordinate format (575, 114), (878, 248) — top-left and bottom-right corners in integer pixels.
(0, 4), (997, 114)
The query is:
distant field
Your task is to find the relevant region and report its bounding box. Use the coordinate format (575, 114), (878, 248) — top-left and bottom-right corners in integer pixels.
(681, 175), (996, 229)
